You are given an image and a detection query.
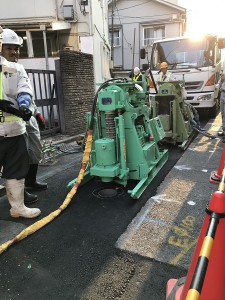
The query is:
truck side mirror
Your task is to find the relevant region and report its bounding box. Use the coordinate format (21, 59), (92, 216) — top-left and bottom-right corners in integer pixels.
(204, 50), (213, 66)
(140, 48), (146, 59)
(204, 50), (209, 59)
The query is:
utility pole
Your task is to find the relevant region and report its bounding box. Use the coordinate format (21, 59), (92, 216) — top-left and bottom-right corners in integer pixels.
(132, 28), (136, 70)
(111, 0), (114, 62)
(40, 24), (49, 71)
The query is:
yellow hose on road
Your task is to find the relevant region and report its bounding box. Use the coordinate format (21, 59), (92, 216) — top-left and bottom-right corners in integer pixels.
(0, 130), (93, 254)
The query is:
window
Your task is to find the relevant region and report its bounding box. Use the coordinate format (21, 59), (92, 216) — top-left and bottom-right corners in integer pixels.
(15, 31), (28, 58)
(143, 26), (165, 46)
(32, 31), (58, 57)
(16, 30), (58, 58)
(109, 29), (121, 47)
(150, 38), (211, 70)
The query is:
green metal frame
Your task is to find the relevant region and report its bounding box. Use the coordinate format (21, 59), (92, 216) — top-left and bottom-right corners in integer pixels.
(69, 80), (168, 199)
(151, 81), (195, 150)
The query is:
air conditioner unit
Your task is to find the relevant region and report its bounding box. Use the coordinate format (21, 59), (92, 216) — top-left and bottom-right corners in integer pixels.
(80, 0), (88, 5)
(63, 5), (74, 20)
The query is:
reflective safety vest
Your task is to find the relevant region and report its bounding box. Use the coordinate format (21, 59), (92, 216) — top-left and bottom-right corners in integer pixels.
(0, 64), (22, 123)
(0, 99), (22, 123)
(0, 114), (22, 122)
(133, 74), (142, 81)
(159, 71), (173, 82)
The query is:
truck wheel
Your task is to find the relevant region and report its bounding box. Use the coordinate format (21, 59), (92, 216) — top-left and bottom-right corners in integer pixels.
(210, 102), (218, 118)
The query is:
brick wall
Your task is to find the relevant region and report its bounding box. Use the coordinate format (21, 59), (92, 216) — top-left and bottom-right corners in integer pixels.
(59, 50), (95, 135)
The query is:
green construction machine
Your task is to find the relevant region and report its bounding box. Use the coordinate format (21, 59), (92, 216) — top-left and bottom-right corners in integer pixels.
(150, 81), (197, 150)
(69, 78), (168, 199)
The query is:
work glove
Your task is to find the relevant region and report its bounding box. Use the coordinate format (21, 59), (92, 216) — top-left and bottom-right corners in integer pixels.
(35, 113), (46, 130)
(0, 99), (32, 121)
(17, 92), (32, 107)
(17, 93), (33, 121)
(19, 106), (32, 121)
(0, 100), (15, 112)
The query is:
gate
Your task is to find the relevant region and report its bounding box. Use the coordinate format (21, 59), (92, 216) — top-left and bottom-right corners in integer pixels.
(26, 69), (61, 136)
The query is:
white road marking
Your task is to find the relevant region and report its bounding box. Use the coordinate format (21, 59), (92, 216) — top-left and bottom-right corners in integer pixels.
(174, 165), (192, 171)
(187, 201), (196, 206)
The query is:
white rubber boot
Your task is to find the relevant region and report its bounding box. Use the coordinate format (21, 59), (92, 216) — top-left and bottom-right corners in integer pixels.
(5, 179), (41, 218)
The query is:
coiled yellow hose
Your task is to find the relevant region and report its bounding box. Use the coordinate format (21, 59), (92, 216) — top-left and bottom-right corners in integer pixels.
(0, 130), (93, 254)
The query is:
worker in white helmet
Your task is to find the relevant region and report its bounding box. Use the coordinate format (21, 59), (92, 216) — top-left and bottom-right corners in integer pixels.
(129, 67), (142, 82)
(129, 66), (148, 90)
(0, 28), (41, 218)
(2, 29), (48, 206)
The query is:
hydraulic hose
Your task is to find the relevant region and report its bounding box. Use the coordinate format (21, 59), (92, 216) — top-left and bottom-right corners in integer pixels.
(191, 120), (217, 139)
(0, 128), (93, 254)
(192, 127), (217, 139)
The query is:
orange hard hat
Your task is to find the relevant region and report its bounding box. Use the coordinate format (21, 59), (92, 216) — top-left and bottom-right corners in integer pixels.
(160, 62), (168, 69)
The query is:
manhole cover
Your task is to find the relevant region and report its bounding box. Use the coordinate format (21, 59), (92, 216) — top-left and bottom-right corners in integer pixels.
(92, 186), (124, 199)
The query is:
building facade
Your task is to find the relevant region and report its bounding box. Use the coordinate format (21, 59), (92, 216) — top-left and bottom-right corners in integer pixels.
(108, 0), (186, 72)
(0, 0), (111, 84)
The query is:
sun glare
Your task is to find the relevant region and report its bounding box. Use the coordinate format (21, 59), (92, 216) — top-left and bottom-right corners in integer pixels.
(179, 0), (225, 37)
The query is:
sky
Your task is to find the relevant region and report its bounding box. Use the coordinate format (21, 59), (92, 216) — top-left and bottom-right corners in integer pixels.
(178, 0), (225, 37)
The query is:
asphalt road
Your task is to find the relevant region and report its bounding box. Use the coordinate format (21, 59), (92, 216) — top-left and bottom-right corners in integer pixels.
(0, 113), (212, 300)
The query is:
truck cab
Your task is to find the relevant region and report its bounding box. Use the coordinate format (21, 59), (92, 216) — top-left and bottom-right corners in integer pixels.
(149, 35), (225, 117)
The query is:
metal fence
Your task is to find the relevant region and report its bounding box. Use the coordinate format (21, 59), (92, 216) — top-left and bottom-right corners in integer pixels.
(26, 69), (61, 136)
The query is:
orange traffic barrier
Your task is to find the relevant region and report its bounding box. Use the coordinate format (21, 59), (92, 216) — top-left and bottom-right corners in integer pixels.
(166, 187), (225, 299)
(210, 141), (225, 183)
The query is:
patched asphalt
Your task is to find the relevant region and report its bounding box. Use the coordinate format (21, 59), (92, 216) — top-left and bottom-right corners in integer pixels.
(0, 114), (222, 300)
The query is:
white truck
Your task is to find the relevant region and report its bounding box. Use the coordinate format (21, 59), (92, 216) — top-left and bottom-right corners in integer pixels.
(148, 35), (225, 117)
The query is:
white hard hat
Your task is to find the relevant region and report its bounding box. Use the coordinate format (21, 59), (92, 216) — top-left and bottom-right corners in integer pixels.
(2, 28), (23, 46)
(134, 67), (140, 75)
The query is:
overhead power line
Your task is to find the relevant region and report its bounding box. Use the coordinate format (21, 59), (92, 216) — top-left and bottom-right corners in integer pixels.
(113, 0), (151, 11)
(112, 12), (178, 19)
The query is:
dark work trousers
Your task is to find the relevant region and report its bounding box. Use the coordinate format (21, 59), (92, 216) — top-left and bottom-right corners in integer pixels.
(0, 134), (29, 179)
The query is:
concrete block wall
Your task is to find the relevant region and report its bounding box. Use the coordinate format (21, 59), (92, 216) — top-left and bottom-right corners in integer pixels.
(59, 50), (95, 135)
